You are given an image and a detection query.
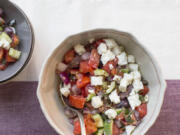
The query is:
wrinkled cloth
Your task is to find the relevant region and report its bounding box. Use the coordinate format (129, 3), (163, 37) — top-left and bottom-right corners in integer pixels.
(0, 80), (179, 134)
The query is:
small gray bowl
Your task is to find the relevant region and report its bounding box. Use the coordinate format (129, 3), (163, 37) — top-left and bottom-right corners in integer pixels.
(0, 0), (34, 83)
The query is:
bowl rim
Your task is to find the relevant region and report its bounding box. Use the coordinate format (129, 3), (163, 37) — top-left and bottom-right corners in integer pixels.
(37, 28), (167, 135)
(0, 1), (35, 84)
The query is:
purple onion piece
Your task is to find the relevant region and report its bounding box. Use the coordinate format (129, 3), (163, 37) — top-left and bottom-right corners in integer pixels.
(4, 27), (14, 36)
(81, 52), (91, 60)
(85, 84), (95, 93)
(115, 119), (123, 128)
(116, 98), (129, 108)
(69, 56), (81, 68)
(134, 110), (140, 121)
(71, 84), (81, 95)
(59, 72), (69, 84)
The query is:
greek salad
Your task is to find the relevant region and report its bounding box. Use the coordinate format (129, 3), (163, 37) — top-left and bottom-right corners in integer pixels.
(0, 8), (21, 70)
(56, 38), (149, 135)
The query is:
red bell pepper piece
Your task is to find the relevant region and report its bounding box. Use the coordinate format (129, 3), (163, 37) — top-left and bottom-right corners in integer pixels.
(139, 86), (149, 96)
(80, 61), (94, 74)
(135, 103), (147, 118)
(64, 49), (75, 64)
(76, 74), (90, 89)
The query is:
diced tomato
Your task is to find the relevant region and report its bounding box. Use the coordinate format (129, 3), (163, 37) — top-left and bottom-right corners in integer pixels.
(0, 48), (4, 62)
(73, 120), (81, 135)
(113, 123), (120, 135)
(76, 74), (90, 89)
(6, 53), (16, 63)
(64, 49), (75, 64)
(103, 60), (117, 74)
(81, 87), (89, 97)
(84, 114), (97, 134)
(139, 86), (149, 96)
(0, 63), (7, 70)
(135, 103), (147, 118)
(111, 68), (117, 75)
(93, 39), (105, 48)
(69, 95), (86, 109)
(88, 49), (100, 69)
(80, 61), (93, 73)
(10, 34), (20, 48)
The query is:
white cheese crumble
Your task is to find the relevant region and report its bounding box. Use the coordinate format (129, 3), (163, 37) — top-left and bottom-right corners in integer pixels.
(131, 70), (141, 80)
(101, 50), (115, 65)
(91, 96), (103, 108)
(0, 38), (10, 50)
(109, 90), (120, 104)
(119, 78), (129, 92)
(74, 44), (86, 55)
(91, 76), (103, 86)
(109, 64), (114, 70)
(117, 52), (128, 66)
(123, 73), (134, 84)
(129, 64), (139, 71)
(125, 125), (136, 135)
(97, 43), (107, 55)
(128, 55), (135, 63)
(128, 94), (141, 110)
(104, 39), (118, 49)
(112, 46), (123, 55)
(88, 88), (95, 94)
(133, 79), (144, 92)
(105, 109), (117, 119)
(113, 75), (121, 83)
(60, 84), (71, 97)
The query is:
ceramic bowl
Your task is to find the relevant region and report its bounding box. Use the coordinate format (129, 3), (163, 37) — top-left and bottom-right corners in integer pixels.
(0, 0), (34, 83)
(37, 29), (166, 135)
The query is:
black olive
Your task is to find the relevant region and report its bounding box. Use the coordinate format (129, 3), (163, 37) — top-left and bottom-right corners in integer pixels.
(116, 98), (129, 108)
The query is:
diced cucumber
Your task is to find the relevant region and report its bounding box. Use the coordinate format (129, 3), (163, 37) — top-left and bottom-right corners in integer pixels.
(86, 93), (95, 102)
(9, 48), (21, 59)
(0, 32), (12, 44)
(92, 114), (104, 128)
(95, 129), (104, 135)
(121, 68), (129, 73)
(116, 108), (123, 114)
(104, 120), (113, 135)
(94, 69), (109, 77)
(106, 81), (115, 94)
(102, 81), (108, 89)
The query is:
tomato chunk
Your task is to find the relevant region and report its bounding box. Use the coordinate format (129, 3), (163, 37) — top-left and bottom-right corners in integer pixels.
(88, 49), (100, 69)
(6, 53), (16, 63)
(0, 48), (4, 62)
(76, 74), (90, 88)
(135, 103), (147, 118)
(69, 95), (86, 109)
(80, 61), (93, 73)
(0, 63), (7, 70)
(10, 34), (20, 48)
(113, 123), (120, 135)
(139, 86), (149, 96)
(64, 49), (75, 64)
(73, 120), (81, 135)
(103, 59), (117, 74)
(93, 39), (105, 48)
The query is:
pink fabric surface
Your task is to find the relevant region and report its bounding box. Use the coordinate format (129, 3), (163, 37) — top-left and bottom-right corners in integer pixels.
(0, 80), (179, 135)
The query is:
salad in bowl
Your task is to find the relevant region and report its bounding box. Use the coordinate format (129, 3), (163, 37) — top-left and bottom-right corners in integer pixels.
(56, 38), (149, 135)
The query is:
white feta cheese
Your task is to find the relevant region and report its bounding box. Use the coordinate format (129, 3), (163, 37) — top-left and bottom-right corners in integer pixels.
(125, 125), (136, 135)
(91, 96), (103, 108)
(128, 94), (141, 110)
(144, 94), (149, 102)
(133, 79), (144, 92)
(88, 87), (95, 94)
(131, 71), (141, 80)
(105, 109), (117, 119)
(112, 46), (123, 55)
(104, 39), (118, 49)
(129, 88), (136, 96)
(74, 44), (86, 55)
(123, 73), (134, 84)
(117, 52), (128, 66)
(0, 38), (10, 50)
(101, 50), (115, 65)
(91, 76), (103, 86)
(119, 78), (129, 92)
(97, 43), (107, 55)
(109, 64), (114, 70)
(60, 84), (71, 97)
(128, 55), (135, 63)
(113, 75), (122, 83)
(129, 64), (139, 71)
(109, 90), (120, 104)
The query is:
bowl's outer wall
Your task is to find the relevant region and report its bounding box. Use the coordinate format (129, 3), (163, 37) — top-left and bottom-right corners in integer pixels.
(0, 0), (34, 83)
(37, 29), (166, 135)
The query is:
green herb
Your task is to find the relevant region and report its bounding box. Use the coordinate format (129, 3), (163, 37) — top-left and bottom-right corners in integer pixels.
(121, 68), (129, 73)
(125, 115), (134, 123)
(139, 95), (145, 102)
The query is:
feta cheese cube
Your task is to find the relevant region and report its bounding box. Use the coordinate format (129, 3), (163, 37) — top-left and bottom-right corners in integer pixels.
(128, 55), (135, 63)
(131, 71), (141, 80)
(104, 39), (118, 49)
(109, 64), (114, 70)
(128, 94), (141, 110)
(119, 78), (128, 92)
(101, 50), (115, 65)
(117, 52), (128, 66)
(123, 73), (134, 84)
(105, 109), (117, 119)
(0, 38), (10, 50)
(129, 64), (139, 71)
(133, 80), (144, 92)
(60, 84), (71, 97)
(125, 125), (136, 135)
(91, 96), (103, 108)
(112, 46), (123, 55)
(91, 76), (103, 86)
(97, 43), (107, 55)
(113, 75), (122, 83)
(109, 90), (120, 104)
(74, 44), (86, 55)
(88, 87), (95, 94)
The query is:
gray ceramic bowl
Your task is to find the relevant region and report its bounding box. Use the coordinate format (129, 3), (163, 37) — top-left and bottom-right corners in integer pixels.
(0, 0), (34, 83)
(37, 29), (166, 135)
